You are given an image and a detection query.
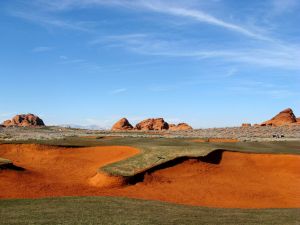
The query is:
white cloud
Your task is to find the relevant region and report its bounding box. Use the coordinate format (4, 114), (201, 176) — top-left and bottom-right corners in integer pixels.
(10, 1), (300, 71)
(58, 58), (86, 64)
(93, 34), (300, 70)
(271, 0), (298, 14)
(10, 10), (93, 32)
(228, 80), (299, 99)
(109, 88), (127, 95)
(138, 1), (268, 40)
(226, 68), (238, 77)
(59, 55), (68, 60)
(89, 33), (148, 45)
(32, 46), (53, 52)
(32, 0), (269, 40)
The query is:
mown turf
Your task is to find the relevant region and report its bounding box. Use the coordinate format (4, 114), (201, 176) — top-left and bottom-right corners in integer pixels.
(0, 197), (299, 225)
(2, 137), (300, 176)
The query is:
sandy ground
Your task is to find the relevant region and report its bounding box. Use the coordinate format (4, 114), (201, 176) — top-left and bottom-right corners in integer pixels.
(191, 138), (239, 143)
(123, 151), (300, 208)
(0, 144), (299, 208)
(0, 144), (138, 198)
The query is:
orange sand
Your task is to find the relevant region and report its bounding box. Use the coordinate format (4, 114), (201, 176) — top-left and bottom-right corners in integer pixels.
(0, 144), (299, 208)
(192, 138), (239, 143)
(0, 144), (138, 198)
(122, 151), (300, 208)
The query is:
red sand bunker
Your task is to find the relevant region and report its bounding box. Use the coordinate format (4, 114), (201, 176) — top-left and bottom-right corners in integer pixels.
(123, 151), (300, 208)
(0, 144), (139, 198)
(0, 144), (300, 208)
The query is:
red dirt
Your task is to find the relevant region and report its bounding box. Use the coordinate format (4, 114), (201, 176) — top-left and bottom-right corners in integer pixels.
(0, 144), (300, 208)
(122, 151), (300, 208)
(0, 144), (139, 198)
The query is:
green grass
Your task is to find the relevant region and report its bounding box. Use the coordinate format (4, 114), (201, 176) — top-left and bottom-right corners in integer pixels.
(1, 137), (300, 176)
(0, 197), (299, 225)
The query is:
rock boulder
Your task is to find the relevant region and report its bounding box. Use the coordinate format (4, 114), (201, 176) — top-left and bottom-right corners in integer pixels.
(135, 118), (169, 131)
(242, 123), (251, 127)
(169, 123), (193, 131)
(111, 118), (133, 131)
(2, 114), (45, 127)
(261, 108), (297, 126)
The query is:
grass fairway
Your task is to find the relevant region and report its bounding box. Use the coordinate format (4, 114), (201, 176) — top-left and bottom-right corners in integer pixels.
(0, 197), (299, 225)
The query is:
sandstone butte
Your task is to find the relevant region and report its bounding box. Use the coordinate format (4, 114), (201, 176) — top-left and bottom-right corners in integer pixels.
(261, 108), (298, 127)
(111, 118), (133, 131)
(1, 114), (45, 127)
(169, 123), (193, 131)
(111, 118), (193, 131)
(135, 118), (169, 131)
(241, 123), (251, 127)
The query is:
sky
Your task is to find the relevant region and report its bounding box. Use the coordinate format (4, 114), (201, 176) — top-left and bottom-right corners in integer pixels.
(0, 0), (299, 128)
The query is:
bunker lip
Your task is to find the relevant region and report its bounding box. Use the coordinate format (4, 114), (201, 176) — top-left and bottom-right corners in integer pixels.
(120, 150), (225, 185)
(118, 150), (300, 209)
(0, 144), (300, 209)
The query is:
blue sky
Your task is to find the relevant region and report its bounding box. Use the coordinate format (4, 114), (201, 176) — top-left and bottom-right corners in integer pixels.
(0, 0), (299, 128)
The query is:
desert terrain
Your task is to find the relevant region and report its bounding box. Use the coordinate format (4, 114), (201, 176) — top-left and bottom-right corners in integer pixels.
(1, 110), (300, 224)
(1, 143), (299, 209)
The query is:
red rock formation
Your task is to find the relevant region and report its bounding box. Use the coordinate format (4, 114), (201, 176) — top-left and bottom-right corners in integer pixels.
(135, 118), (169, 131)
(2, 114), (45, 127)
(261, 108), (297, 126)
(169, 123), (193, 131)
(242, 123), (251, 127)
(2, 120), (12, 127)
(111, 118), (133, 131)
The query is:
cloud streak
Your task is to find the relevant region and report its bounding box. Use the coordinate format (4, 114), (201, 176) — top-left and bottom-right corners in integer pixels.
(92, 33), (300, 70)
(271, 0), (299, 14)
(8, 0), (300, 70)
(109, 88), (127, 95)
(32, 0), (269, 40)
(138, 1), (268, 40)
(32, 46), (53, 53)
(10, 10), (93, 32)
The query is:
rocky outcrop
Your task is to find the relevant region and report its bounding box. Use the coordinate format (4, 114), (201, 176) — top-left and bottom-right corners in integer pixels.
(2, 120), (11, 127)
(242, 123), (251, 127)
(135, 118), (169, 131)
(169, 123), (193, 131)
(112, 117), (193, 131)
(261, 108), (297, 126)
(111, 118), (133, 131)
(2, 114), (45, 127)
